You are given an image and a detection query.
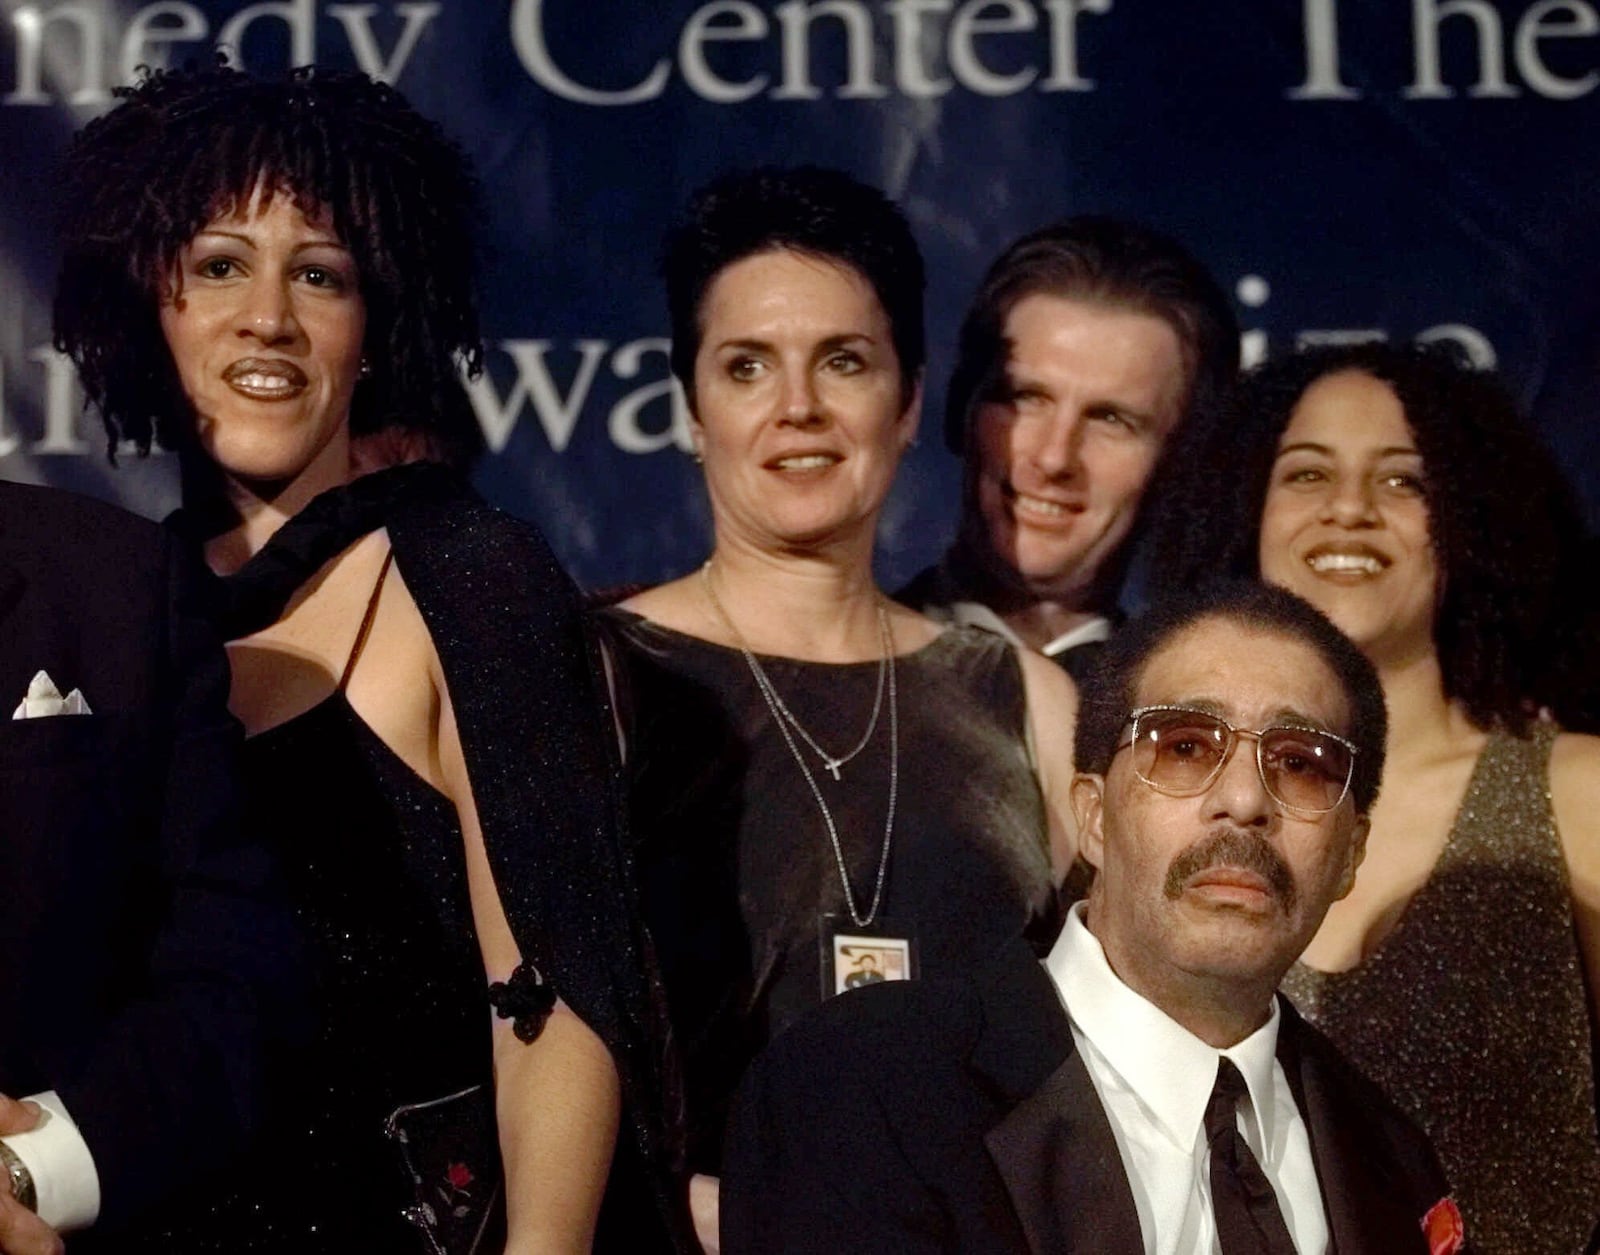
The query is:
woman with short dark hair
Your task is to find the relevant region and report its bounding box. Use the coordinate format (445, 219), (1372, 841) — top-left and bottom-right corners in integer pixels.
(55, 64), (680, 1253)
(1150, 341), (1600, 1254)
(598, 166), (1080, 1249)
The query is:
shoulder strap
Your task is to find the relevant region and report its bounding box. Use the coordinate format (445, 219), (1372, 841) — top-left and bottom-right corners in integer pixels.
(588, 606), (642, 768)
(338, 547), (394, 691)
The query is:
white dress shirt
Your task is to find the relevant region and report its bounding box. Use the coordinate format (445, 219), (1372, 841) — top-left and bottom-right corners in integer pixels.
(1043, 904), (1329, 1254)
(2, 1090), (101, 1230)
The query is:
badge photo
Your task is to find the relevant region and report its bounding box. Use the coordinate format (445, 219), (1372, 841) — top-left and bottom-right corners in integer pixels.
(821, 916), (917, 998)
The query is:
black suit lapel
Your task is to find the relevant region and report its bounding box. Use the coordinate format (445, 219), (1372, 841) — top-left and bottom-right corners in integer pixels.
(970, 942), (1144, 1255)
(985, 1051), (1144, 1255)
(1278, 1000), (1421, 1254)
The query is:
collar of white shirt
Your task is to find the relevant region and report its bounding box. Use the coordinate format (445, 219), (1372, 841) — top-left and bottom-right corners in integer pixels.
(936, 599), (1113, 659)
(1044, 902), (1281, 1153)
(1042, 903), (1329, 1254)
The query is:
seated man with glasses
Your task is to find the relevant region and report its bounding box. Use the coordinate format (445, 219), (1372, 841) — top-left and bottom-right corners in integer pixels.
(723, 581), (1463, 1255)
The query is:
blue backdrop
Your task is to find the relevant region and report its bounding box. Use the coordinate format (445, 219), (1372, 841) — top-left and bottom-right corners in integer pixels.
(3, 0), (1597, 590)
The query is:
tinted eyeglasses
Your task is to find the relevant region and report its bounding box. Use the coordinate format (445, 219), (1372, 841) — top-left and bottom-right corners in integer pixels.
(1115, 705), (1358, 815)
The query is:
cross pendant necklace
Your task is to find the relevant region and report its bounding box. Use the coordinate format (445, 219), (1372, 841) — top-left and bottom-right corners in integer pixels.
(700, 561), (889, 783)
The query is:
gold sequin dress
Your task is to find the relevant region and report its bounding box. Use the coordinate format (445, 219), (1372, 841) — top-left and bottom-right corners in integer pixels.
(1281, 724), (1600, 1254)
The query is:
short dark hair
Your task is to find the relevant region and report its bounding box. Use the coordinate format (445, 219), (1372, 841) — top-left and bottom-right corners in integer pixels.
(1147, 341), (1588, 734)
(942, 216), (1239, 454)
(1075, 581), (1387, 812)
(662, 166), (926, 407)
(54, 62), (484, 464)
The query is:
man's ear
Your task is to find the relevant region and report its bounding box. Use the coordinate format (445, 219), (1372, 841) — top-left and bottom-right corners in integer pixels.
(1070, 774), (1107, 874)
(1334, 814), (1371, 900)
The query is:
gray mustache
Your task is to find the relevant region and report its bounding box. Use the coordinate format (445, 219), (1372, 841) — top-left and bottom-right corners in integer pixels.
(1164, 829), (1297, 910)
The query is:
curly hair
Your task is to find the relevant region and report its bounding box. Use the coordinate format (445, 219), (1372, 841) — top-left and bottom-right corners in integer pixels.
(662, 166), (925, 408)
(1147, 341), (1590, 734)
(942, 216), (1238, 455)
(1074, 580), (1387, 812)
(54, 62), (484, 464)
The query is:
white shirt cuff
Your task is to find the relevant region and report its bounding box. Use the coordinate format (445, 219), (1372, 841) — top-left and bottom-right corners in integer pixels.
(2, 1091), (101, 1231)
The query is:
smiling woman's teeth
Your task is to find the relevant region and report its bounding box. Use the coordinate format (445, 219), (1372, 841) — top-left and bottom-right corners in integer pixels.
(232, 373), (297, 394)
(775, 455), (835, 470)
(1309, 553), (1383, 574)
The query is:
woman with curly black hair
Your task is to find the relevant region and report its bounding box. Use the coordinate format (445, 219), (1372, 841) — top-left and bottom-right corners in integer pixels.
(53, 64), (682, 1253)
(1150, 341), (1600, 1254)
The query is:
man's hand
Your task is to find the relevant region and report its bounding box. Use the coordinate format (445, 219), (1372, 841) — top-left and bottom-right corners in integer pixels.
(0, 1194), (61, 1255)
(0, 1098), (40, 1138)
(0, 1099), (59, 1255)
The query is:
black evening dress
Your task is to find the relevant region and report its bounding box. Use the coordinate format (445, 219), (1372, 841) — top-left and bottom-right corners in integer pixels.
(144, 465), (684, 1253)
(597, 609), (1059, 1174)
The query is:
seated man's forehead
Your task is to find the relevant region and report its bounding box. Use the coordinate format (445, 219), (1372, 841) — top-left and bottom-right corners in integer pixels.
(1135, 622), (1354, 733)
(1133, 693), (1343, 735)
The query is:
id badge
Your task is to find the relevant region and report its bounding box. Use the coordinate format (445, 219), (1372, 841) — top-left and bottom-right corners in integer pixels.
(820, 915), (918, 999)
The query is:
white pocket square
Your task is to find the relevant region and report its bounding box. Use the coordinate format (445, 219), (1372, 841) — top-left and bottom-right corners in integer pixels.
(12, 670), (91, 719)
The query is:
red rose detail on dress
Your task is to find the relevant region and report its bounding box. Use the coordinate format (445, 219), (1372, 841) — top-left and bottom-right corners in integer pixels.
(1421, 1197), (1464, 1255)
(445, 1162), (474, 1191)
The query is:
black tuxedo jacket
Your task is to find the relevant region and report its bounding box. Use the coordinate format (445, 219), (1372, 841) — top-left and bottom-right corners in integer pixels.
(724, 938), (1459, 1254)
(0, 481), (304, 1236)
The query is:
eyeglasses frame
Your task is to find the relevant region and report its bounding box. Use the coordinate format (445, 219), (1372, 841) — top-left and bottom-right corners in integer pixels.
(1111, 703), (1360, 816)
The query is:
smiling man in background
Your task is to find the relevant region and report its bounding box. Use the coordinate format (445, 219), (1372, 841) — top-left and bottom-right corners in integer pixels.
(899, 218), (1238, 681)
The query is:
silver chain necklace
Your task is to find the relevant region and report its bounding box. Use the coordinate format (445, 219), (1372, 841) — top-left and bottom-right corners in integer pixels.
(700, 561), (888, 780)
(700, 561), (899, 928)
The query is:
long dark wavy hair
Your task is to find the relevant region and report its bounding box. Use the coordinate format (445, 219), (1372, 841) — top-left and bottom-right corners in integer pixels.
(54, 62), (485, 465)
(1148, 341), (1595, 735)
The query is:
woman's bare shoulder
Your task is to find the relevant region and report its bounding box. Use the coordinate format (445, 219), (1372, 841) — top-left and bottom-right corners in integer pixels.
(1551, 729), (1600, 792)
(1016, 645), (1079, 721)
(1550, 730), (1600, 873)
